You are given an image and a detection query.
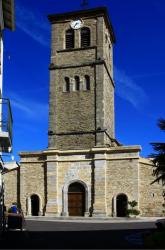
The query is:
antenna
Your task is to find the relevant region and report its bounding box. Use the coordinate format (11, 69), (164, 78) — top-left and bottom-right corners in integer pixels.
(81, 0), (88, 7)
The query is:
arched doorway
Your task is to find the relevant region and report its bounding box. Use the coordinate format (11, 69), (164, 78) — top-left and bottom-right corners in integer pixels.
(68, 182), (85, 216)
(116, 194), (128, 217)
(31, 194), (40, 216)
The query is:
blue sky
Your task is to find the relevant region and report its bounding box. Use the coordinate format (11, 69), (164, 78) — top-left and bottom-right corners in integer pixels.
(2, 0), (165, 161)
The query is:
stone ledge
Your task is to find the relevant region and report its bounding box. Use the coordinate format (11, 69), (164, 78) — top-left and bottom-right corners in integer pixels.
(19, 145), (141, 157)
(45, 145), (141, 155)
(139, 157), (153, 166)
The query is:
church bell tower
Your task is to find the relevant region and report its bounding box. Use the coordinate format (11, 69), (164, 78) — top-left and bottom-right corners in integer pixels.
(48, 7), (116, 150)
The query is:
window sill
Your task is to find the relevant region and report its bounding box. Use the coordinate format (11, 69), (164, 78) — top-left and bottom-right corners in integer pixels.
(57, 46), (96, 53)
(62, 90), (91, 93)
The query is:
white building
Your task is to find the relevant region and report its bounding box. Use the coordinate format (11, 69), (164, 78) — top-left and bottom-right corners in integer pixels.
(0, 0), (15, 230)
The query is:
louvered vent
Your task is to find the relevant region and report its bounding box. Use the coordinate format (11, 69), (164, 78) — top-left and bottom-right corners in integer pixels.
(66, 29), (74, 49)
(81, 27), (90, 48)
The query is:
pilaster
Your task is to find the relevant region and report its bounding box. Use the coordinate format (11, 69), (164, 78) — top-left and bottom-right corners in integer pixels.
(45, 154), (59, 216)
(95, 63), (105, 146)
(92, 154), (107, 217)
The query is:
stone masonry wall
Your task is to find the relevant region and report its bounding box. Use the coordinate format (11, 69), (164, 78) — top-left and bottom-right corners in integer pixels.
(103, 67), (114, 141)
(56, 48), (96, 66)
(4, 148), (165, 217)
(49, 18), (98, 149)
(4, 169), (18, 209)
(51, 19), (97, 57)
(103, 22), (113, 77)
(55, 67), (95, 132)
(49, 14), (115, 149)
(106, 155), (139, 216)
(57, 160), (92, 215)
(51, 66), (96, 149)
(19, 154), (46, 215)
(139, 158), (164, 216)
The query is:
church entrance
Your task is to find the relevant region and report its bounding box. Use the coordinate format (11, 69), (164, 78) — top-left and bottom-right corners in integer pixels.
(68, 182), (85, 216)
(116, 194), (128, 217)
(31, 194), (40, 216)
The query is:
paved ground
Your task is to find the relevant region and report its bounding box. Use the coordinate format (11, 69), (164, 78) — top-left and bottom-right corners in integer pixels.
(25, 219), (157, 231)
(0, 218), (161, 249)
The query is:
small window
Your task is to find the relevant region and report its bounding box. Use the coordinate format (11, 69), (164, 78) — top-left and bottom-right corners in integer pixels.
(81, 27), (90, 48)
(85, 75), (90, 90)
(75, 76), (80, 91)
(66, 29), (74, 49)
(65, 77), (70, 92)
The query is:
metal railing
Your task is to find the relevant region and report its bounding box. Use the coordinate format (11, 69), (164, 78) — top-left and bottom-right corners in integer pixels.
(0, 98), (13, 150)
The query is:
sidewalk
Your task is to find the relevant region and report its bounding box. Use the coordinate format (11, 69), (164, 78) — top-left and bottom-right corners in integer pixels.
(25, 215), (163, 223)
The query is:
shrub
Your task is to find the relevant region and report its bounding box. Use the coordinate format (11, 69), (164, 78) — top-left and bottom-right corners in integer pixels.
(127, 209), (140, 216)
(127, 200), (140, 217)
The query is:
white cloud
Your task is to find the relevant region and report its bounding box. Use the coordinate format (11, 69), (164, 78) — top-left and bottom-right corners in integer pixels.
(114, 67), (148, 109)
(11, 99), (33, 116)
(16, 2), (50, 47)
(10, 93), (48, 121)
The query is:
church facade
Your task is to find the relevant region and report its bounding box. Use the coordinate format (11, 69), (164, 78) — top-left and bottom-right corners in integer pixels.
(4, 7), (164, 217)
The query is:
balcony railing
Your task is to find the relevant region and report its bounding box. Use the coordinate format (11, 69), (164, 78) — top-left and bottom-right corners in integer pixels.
(0, 98), (13, 152)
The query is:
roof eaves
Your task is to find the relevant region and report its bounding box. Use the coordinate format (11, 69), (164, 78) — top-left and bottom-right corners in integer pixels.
(2, 0), (15, 31)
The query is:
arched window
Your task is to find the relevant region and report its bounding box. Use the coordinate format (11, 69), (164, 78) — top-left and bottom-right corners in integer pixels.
(64, 77), (70, 92)
(85, 75), (90, 90)
(81, 27), (90, 48)
(66, 29), (74, 49)
(75, 76), (80, 91)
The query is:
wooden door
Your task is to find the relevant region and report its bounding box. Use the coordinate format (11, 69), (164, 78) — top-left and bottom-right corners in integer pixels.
(68, 192), (85, 216)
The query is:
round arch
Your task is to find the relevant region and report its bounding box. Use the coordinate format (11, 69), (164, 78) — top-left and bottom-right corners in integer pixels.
(26, 193), (42, 216)
(112, 193), (128, 217)
(62, 179), (90, 217)
(116, 193), (128, 217)
(80, 26), (91, 47)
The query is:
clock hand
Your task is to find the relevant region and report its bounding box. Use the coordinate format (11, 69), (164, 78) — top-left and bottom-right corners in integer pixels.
(74, 22), (78, 28)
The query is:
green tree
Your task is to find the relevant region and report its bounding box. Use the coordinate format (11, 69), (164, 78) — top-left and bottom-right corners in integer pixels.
(150, 119), (165, 185)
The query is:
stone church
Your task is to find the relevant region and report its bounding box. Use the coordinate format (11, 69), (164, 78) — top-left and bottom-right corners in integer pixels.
(4, 7), (164, 217)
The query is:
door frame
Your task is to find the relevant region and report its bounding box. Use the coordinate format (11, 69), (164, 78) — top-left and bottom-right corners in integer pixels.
(112, 194), (128, 217)
(62, 180), (90, 216)
(26, 193), (42, 216)
(68, 189), (85, 216)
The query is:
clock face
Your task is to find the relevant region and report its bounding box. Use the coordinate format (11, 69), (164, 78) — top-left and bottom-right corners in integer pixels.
(70, 19), (83, 30)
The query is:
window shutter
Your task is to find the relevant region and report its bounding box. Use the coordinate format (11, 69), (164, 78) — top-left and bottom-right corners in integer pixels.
(66, 29), (74, 49)
(81, 27), (90, 48)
